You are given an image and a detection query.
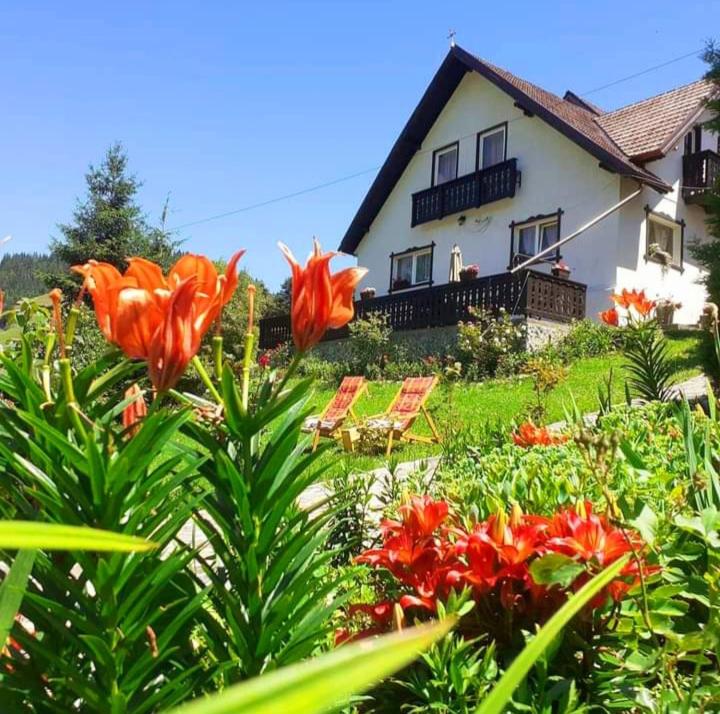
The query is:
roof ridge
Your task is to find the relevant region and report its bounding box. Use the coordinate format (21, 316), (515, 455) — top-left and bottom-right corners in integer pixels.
(602, 77), (711, 116)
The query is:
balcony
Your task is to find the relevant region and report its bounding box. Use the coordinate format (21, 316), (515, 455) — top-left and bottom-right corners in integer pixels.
(258, 269), (586, 349)
(683, 150), (720, 206)
(411, 158), (518, 227)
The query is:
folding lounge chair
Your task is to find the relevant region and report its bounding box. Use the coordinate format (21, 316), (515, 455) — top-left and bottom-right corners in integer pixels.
(352, 376), (440, 456)
(302, 376), (368, 451)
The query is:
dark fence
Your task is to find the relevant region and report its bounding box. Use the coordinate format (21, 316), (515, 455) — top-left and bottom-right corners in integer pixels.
(258, 269), (586, 349)
(411, 159), (518, 226)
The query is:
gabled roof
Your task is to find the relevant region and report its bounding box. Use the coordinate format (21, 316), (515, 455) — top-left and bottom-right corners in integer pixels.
(340, 45), (694, 255)
(596, 78), (713, 160)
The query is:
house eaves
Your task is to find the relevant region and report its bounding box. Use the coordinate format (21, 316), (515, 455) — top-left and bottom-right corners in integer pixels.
(340, 45), (671, 255)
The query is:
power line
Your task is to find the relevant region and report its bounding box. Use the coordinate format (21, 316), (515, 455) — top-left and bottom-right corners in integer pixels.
(169, 47), (706, 233)
(581, 48), (703, 97)
(168, 166), (380, 232)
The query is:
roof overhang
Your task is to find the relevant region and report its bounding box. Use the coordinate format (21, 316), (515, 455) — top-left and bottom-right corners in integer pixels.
(340, 45), (671, 255)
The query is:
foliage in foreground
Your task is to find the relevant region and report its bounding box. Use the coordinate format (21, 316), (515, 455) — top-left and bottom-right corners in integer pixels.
(0, 237), (719, 712)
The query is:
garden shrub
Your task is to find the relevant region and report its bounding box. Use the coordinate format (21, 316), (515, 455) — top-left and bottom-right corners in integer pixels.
(348, 313), (392, 378)
(456, 307), (526, 379)
(555, 318), (617, 360)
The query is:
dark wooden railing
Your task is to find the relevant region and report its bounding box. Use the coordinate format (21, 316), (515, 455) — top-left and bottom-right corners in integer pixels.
(258, 269), (586, 349)
(411, 159), (518, 226)
(683, 150), (720, 205)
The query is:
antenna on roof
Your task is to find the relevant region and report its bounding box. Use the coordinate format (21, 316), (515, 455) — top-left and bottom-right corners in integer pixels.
(447, 29), (456, 48)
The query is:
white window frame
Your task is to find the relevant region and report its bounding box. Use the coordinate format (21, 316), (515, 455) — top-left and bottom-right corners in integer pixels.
(432, 143), (458, 186)
(391, 247), (433, 291)
(515, 217), (560, 259)
(645, 210), (684, 271)
(477, 124), (507, 170)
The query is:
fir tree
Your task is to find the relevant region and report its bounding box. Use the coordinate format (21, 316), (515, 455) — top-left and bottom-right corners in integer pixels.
(44, 143), (177, 293)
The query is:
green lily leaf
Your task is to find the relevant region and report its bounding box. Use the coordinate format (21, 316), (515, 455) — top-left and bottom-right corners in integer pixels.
(477, 555), (630, 714)
(168, 618), (454, 714)
(0, 522), (156, 551)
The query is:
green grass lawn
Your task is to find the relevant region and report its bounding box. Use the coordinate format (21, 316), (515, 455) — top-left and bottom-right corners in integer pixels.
(304, 329), (712, 473)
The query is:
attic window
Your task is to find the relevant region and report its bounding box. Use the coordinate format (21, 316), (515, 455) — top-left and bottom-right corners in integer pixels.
(477, 124), (506, 169)
(432, 143), (458, 186)
(645, 208), (684, 271)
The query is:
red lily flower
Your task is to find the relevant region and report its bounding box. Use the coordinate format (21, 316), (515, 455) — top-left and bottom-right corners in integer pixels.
(546, 501), (658, 604)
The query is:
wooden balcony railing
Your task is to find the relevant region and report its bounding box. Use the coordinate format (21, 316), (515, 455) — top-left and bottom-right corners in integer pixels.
(683, 150), (720, 205)
(411, 158), (519, 227)
(258, 269), (586, 349)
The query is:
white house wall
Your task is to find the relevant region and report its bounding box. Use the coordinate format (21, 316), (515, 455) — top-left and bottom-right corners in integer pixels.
(616, 109), (714, 324)
(354, 71), (712, 322)
(355, 71), (626, 317)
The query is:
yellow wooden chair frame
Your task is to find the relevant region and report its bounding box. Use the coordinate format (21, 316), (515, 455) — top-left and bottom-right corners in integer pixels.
(345, 376), (440, 456)
(305, 377), (369, 452)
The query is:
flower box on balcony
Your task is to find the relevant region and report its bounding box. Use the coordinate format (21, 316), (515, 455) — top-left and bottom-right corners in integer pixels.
(459, 264), (479, 282)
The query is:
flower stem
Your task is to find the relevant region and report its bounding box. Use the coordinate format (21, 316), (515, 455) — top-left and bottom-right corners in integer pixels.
(212, 336), (224, 382)
(272, 351), (302, 400)
(241, 331), (255, 412)
(192, 355), (223, 404)
(65, 307), (80, 349)
(59, 358), (86, 439)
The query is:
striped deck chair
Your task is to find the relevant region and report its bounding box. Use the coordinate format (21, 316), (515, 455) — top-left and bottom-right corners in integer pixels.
(303, 376), (368, 451)
(359, 376), (440, 456)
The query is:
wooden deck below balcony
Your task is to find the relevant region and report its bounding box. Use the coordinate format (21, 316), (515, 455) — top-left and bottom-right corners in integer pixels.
(258, 269), (586, 350)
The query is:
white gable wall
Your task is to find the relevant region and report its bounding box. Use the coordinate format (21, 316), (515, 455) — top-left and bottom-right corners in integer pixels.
(354, 71), (710, 322)
(616, 109), (714, 324)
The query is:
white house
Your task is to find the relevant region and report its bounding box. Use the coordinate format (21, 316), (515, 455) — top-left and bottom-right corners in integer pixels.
(339, 45), (718, 326)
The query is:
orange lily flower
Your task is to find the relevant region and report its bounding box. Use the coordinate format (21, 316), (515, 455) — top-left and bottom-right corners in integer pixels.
(611, 288), (641, 310)
(122, 383), (147, 435)
(0, 289), (5, 314)
(610, 288), (655, 318)
(73, 251), (244, 391)
(279, 239), (367, 352)
(512, 422), (568, 448)
(633, 294), (656, 317)
(599, 307), (619, 326)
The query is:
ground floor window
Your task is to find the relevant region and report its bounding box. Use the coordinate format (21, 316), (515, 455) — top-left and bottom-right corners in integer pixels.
(645, 207), (684, 270)
(390, 244), (434, 291)
(509, 210), (562, 267)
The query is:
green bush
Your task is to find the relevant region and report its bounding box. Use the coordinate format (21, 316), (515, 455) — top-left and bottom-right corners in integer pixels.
(348, 313), (392, 378)
(556, 319), (617, 360)
(456, 307), (526, 379)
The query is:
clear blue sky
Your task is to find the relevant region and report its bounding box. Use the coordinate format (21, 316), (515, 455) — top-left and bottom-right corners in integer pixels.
(0, 1), (713, 290)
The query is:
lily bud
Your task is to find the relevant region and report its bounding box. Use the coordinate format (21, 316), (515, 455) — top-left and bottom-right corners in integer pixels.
(491, 507), (507, 544)
(122, 384), (147, 437)
(510, 502), (523, 528)
(392, 603), (405, 632)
